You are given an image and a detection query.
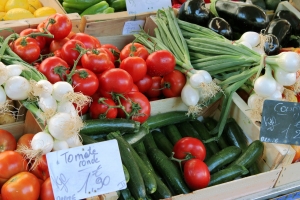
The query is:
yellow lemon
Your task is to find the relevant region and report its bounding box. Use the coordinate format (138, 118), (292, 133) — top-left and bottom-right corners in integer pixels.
(5, 0), (29, 12)
(34, 6), (56, 17)
(3, 8), (34, 20)
(0, 0), (8, 12)
(0, 12), (6, 20)
(28, 0), (43, 13)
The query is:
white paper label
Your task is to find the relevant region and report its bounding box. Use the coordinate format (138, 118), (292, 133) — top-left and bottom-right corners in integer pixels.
(46, 139), (126, 200)
(125, 0), (172, 15)
(122, 20), (145, 35)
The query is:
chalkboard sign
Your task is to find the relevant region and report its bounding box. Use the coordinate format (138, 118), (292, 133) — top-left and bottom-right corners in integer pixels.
(260, 100), (300, 145)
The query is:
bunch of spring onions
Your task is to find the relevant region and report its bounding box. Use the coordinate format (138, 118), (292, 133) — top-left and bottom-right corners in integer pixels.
(135, 7), (300, 142)
(134, 8), (223, 117)
(0, 33), (91, 169)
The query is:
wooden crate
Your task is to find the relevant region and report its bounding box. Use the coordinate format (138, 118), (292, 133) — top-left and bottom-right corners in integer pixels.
(275, 162), (300, 187)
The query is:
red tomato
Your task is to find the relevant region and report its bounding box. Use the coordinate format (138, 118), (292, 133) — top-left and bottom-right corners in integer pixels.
(98, 68), (133, 94)
(81, 49), (115, 74)
(71, 68), (99, 96)
(39, 13), (72, 40)
(71, 33), (96, 50)
(30, 155), (49, 181)
(184, 159), (210, 190)
(118, 92), (151, 123)
(0, 130), (16, 152)
(40, 177), (54, 200)
(98, 47), (115, 63)
(161, 70), (186, 98)
(1, 171), (40, 200)
(178, 0), (186, 3)
(120, 43), (149, 61)
(12, 37), (40, 63)
(73, 102), (90, 116)
(131, 84), (139, 92)
(89, 97), (118, 119)
(146, 50), (176, 77)
(145, 76), (162, 98)
(61, 39), (86, 66)
(120, 56), (147, 82)
(37, 57), (70, 84)
(135, 74), (153, 94)
(90, 35), (102, 48)
(101, 44), (120, 62)
(0, 151), (28, 187)
(49, 37), (70, 53)
(173, 137), (206, 161)
(16, 133), (34, 151)
(19, 28), (46, 50)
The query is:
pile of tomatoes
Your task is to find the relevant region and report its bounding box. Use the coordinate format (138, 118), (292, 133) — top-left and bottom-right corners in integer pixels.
(10, 13), (187, 124)
(0, 129), (53, 200)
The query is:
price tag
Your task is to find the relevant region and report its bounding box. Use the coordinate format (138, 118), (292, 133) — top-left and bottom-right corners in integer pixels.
(46, 139), (126, 200)
(125, 0), (172, 15)
(122, 20), (145, 35)
(260, 100), (300, 145)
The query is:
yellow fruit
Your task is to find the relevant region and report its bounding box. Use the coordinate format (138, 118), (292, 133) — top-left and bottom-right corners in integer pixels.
(0, 0), (8, 12)
(0, 12), (6, 20)
(34, 6), (56, 17)
(5, 0), (29, 12)
(28, 0), (42, 14)
(3, 8), (34, 20)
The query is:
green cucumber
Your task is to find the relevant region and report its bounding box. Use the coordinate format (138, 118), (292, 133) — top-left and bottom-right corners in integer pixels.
(120, 188), (135, 200)
(205, 146), (242, 173)
(143, 133), (158, 150)
(147, 111), (192, 130)
(80, 133), (101, 145)
(152, 130), (173, 157)
(161, 124), (182, 145)
(80, 118), (140, 136)
(107, 132), (146, 199)
(123, 125), (149, 147)
(202, 117), (229, 149)
(190, 120), (221, 154)
(229, 140), (264, 169)
(224, 118), (249, 151)
(146, 147), (191, 195)
(123, 164), (130, 183)
(208, 165), (249, 186)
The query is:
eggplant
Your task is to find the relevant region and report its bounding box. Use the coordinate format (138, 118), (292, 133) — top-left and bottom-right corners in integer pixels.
(210, 0), (269, 34)
(178, 0), (212, 27)
(273, 10), (300, 36)
(264, 34), (280, 56)
(207, 17), (233, 40)
(265, 18), (291, 47)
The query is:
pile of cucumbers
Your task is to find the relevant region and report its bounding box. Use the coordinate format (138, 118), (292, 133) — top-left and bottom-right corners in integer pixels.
(60, 0), (126, 16)
(79, 111), (265, 199)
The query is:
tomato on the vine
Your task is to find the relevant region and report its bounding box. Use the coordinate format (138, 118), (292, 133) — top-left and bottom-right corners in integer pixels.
(119, 43), (149, 61)
(81, 48), (115, 74)
(37, 57), (70, 84)
(135, 74), (153, 94)
(118, 92), (151, 123)
(120, 56), (147, 82)
(71, 33), (96, 50)
(146, 50), (176, 77)
(98, 68), (133, 94)
(184, 159), (210, 190)
(12, 37), (40, 63)
(89, 97), (118, 119)
(60, 39), (86, 66)
(161, 70), (186, 98)
(101, 44), (120, 62)
(40, 177), (55, 200)
(173, 137), (206, 161)
(39, 13), (72, 40)
(49, 37), (69, 53)
(19, 28), (46, 50)
(0, 151), (28, 187)
(145, 76), (162, 98)
(71, 68), (99, 96)
(1, 172), (40, 200)
(0, 130), (16, 152)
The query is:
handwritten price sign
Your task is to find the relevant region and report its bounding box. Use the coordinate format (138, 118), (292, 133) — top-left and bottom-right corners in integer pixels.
(125, 0), (171, 15)
(260, 100), (300, 145)
(46, 139), (126, 200)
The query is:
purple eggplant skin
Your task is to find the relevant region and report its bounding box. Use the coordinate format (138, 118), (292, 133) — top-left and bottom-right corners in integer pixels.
(265, 18), (292, 47)
(273, 10), (300, 36)
(178, 0), (213, 27)
(212, 0), (269, 34)
(264, 34), (280, 56)
(207, 17), (233, 40)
